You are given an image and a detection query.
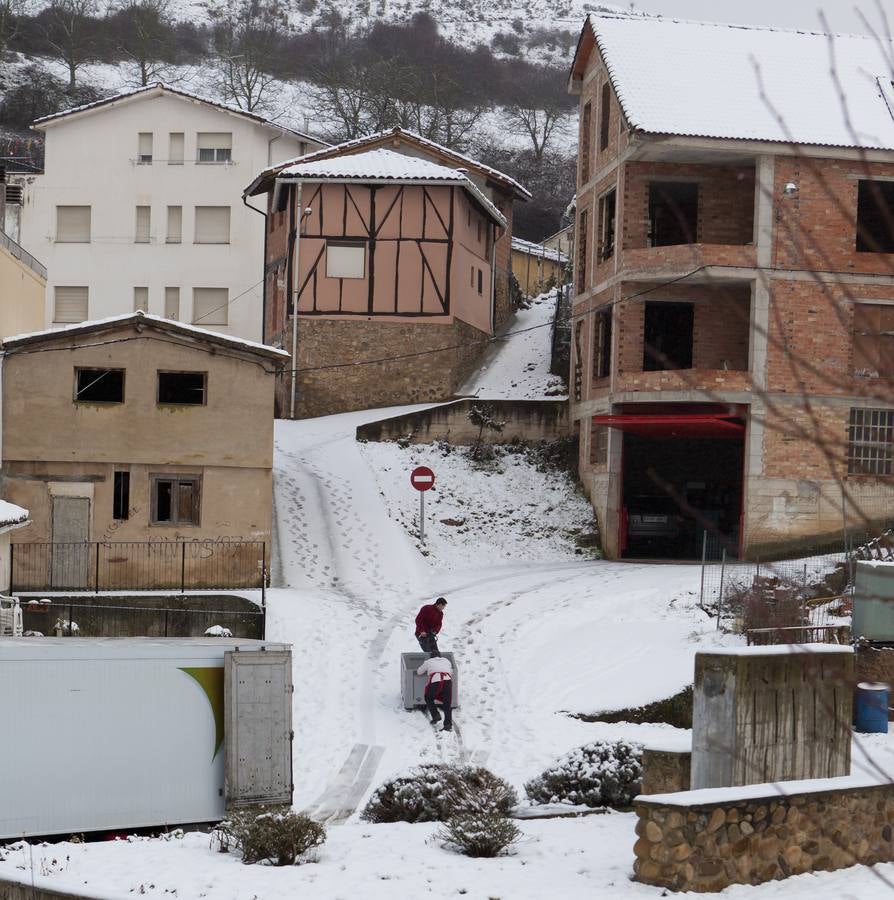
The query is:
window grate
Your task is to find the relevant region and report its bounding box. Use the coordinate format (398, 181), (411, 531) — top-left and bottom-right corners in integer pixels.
(848, 407), (894, 475)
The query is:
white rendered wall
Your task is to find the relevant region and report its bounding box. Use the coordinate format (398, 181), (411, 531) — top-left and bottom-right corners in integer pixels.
(19, 93), (315, 343)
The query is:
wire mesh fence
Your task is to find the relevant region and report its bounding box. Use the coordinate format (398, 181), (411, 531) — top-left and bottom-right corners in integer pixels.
(10, 540), (267, 595)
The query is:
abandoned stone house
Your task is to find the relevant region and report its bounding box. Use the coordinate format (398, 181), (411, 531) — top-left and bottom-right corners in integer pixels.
(0, 312), (287, 589)
(570, 13), (894, 560)
(244, 128), (530, 418)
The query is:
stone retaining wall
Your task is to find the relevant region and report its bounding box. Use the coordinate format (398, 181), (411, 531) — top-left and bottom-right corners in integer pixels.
(634, 781), (894, 892)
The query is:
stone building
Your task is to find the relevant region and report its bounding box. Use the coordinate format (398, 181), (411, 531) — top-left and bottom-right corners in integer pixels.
(0, 312), (287, 588)
(569, 13), (894, 559)
(244, 128), (529, 417)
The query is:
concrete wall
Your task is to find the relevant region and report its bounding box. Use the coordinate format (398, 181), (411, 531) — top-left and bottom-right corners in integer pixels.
(0, 241), (46, 338)
(19, 89), (320, 341)
(634, 781), (894, 892)
(356, 398), (568, 445)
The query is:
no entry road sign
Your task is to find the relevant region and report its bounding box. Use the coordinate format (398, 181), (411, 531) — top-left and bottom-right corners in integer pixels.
(410, 466), (435, 492)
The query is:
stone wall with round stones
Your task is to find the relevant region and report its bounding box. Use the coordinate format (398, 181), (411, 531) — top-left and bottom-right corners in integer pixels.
(633, 781), (894, 892)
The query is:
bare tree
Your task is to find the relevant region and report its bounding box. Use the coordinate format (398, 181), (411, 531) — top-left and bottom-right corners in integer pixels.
(504, 102), (568, 162)
(0, 0), (29, 60)
(114, 0), (173, 87)
(41, 0), (100, 91)
(204, 0), (286, 113)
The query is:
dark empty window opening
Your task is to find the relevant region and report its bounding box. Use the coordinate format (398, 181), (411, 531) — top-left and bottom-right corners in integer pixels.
(597, 188), (616, 262)
(113, 471), (130, 520)
(477, 269), (483, 294)
(592, 308), (612, 379)
(576, 209), (589, 294)
(158, 371), (207, 405)
(649, 182), (699, 247)
(581, 101), (592, 182)
(856, 181), (894, 253)
(151, 476), (200, 525)
(75, 368), (124, 403)
(643, 302), (694, 371)
(599, 82), (611, 151)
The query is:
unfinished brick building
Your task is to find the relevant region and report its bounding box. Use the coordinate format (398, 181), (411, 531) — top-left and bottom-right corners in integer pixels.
(569, 14), (894, 559)
(244, 129), (529, 418)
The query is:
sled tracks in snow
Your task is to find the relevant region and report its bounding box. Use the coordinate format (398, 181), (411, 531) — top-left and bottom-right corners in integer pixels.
(304, 742), (385, 825)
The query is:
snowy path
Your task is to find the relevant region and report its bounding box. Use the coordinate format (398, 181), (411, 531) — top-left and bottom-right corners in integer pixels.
(269, 407), (721, 823)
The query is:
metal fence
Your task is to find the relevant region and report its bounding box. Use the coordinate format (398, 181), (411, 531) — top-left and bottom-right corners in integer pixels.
(11, 540), (267, 597)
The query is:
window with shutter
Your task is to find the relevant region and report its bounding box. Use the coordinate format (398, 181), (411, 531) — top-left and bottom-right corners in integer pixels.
(326, 241), (365, 278)
(194, 206), (230, 244)
(54, 286), (88, 323)
(137, 132), (153, 163)
(165, 286), (180, 320)
(133, 286), (148, 312)
(192, 287), (228, 325)
(196, 132), (232, 163)
(135, 206), (151, 243)
(56, 206), (91, 243)
(168, 132), (184, 165)
(166, 206), (182, 243)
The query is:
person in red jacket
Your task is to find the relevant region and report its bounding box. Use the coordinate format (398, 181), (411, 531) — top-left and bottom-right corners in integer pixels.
(415, 597), (447, 654)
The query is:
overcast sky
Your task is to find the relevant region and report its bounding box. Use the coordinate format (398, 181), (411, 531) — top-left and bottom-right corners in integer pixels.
(629, 0), (884, 35)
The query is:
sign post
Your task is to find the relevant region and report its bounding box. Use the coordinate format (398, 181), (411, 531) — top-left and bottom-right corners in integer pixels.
(410, 466), (436, 545)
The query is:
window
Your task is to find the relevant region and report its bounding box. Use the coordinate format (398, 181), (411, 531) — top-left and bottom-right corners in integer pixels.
(137, 132), (153, 164)
(157, 371), (207, 405)
(326, 241), (365, 279)
(192, 287), (228, 325)
(477, 218), (483, 243)
(74, 367), (124, 403)
(597, 188), (616, 262)
(590, 422), (608, 465)
(573, 320), (583, 401)
(470, 265), (474, 287)
(168, 132), (184, 165)
(166, 206), (182, 243)
(649, 182), (698, 247)
(54, 286), (88, 323)
(592, 307), (612, 379)
(599, 82), (611, 152)
(55, 205), (91, 242)
(848, 408), (894, 475)
(576, 209), (589, 294)
(165, 286), (180, 320)
(113, 471), (130, 520)
(643, 301), (694, 371)
(135, 205), (151, 243)
(580, 101), (592, 183)
(853, 302), (894, 378)
(856, 181), (894, 253)
(477, 269), (483, 294)
(194, 206), (230, 244)
(133, 286), (148, 312)
(197, 132), (232, 163)
(151, 476), (200, 525)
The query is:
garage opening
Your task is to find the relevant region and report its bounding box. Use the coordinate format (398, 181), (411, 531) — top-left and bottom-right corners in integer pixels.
(595, 406), (745, 560)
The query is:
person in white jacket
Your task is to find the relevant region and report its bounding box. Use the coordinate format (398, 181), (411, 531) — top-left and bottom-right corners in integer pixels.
(417, 653), (453, 732)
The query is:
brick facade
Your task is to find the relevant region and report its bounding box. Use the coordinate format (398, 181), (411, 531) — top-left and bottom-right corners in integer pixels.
(570, 30), (894, 559)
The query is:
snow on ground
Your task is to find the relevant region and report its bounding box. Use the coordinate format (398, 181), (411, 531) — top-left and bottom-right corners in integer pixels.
(6, 404), (894, 898)
(461, 289), (568, 399)
(358, 439), (590, 569)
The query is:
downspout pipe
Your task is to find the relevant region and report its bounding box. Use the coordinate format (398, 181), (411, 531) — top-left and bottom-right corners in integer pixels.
(242, 192), (268, 343)
(289, 181), (304, 420)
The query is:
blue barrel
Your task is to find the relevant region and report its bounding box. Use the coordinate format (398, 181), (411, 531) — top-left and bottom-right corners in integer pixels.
(856, 682), (890, 734)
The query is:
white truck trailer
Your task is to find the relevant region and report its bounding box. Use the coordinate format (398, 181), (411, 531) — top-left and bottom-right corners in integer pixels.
(0, 637), (293, 840)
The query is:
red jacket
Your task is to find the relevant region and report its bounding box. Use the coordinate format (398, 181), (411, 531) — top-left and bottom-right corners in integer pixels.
(415, 603), (443, 636)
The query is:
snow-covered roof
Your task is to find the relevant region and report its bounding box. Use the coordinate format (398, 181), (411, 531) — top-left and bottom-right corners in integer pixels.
(270, 148), (507, 228)
(511, 237), (568, 263)
(0, 499), (29, 530)
(2, 310), (289, 361)
(32, 83), (327, 146)
(247, 126), (531, 200)
(577, 13), (894, 150)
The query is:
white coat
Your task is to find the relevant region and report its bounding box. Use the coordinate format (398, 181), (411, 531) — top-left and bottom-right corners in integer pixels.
(417, 656), (453, 682)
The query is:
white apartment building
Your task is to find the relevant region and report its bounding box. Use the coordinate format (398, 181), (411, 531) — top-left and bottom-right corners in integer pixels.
(18, 83), (326, 342)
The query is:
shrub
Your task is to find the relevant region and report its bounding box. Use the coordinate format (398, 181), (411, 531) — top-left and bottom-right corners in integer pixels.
(439, 812), (521, 857)
(525, 740), (643, 808)
(362, 764), (517, 824)
(212, 806), (325, 866)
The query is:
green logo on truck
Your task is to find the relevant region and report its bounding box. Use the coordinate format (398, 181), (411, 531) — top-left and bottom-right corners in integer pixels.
(180, 667), (225, 759)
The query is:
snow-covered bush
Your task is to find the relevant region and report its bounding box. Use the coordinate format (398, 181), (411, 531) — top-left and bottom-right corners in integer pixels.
(212, 806), (325, 866)
(439, 812), (521, 857)
(525, 740), (643, 808)
(204, 625), (233, 637)
(362, 764), (517, 824)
